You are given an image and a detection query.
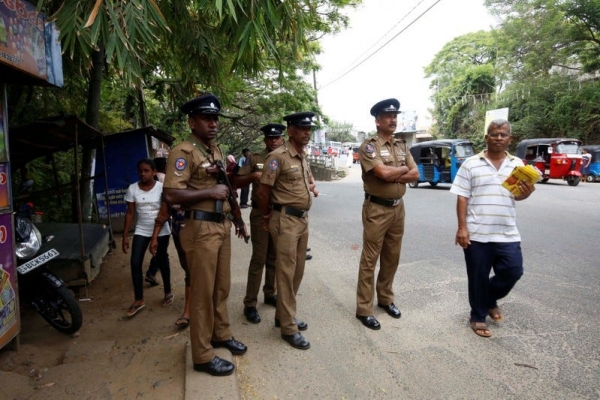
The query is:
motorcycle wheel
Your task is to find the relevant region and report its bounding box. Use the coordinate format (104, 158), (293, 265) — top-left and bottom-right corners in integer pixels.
(36, 285), (83, 335)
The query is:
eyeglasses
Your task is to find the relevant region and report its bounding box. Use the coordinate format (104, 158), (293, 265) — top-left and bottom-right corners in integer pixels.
(488, 133), (511, 139)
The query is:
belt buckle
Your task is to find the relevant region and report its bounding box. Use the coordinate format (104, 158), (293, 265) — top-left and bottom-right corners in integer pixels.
(392, 199), (401, 206)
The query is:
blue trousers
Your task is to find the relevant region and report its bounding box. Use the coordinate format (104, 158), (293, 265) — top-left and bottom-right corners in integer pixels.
(463, 241), (523, 322)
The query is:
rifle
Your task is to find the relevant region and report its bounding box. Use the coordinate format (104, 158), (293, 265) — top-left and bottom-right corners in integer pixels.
(214, 160), (250, 243)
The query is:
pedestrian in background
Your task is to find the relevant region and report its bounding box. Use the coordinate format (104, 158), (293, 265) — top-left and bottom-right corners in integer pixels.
(149, 203), (191, 328)
(451, 118), (535, 338)
(257, 112), (318, 350)
(145, 157), (167, 286)
(355, 98), (419, 330)
(238, 148), (251, 208)
(236, 124), (285, 324)
(581, 148), (592, 183)
(163, 94), (247, 376)
(122, 159), (172, 318)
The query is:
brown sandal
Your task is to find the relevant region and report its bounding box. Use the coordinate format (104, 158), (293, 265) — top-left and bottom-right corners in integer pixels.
(175, 317), (190, 328)
(470, 321), (492, 337)
(126, 302), (145, 318)
(488, 307), (504, 322)
(162, 293), (174, 307)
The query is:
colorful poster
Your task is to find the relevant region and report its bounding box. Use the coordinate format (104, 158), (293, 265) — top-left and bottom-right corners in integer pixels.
(0, 1), (63, 86)
(0, 86), (5, 162)
(0, 213), (19, 347)
(0, 164), (8, 210)
(0, 0), (46, 78)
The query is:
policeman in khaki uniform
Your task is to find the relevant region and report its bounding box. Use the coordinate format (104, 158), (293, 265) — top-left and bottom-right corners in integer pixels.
(355, 98), (419, 330)
(163, 94), (247, 377)
(256, 112), (317, 350)
(236, 124), (285, 324)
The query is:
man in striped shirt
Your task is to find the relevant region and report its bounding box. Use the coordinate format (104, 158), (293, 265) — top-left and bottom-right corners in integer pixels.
(450, 119), (535, 338)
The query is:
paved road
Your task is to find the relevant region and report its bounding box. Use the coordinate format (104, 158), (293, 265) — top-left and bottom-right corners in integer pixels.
(226, 163), (600, 399)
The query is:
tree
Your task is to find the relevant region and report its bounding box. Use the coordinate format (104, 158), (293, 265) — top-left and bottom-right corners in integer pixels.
(424, 31), (497, 139)
(424, 1), (600, 145)
(22, 0), (359, 221)
(325, 121), (355, 142)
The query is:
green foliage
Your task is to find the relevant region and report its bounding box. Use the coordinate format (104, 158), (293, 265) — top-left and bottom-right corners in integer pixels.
(427, 1), (600, 145)
(7, 0), (360, 223)
(425, 32), (497, 138)
(326, 120), (355, 142)
(13, 150), (79, 222)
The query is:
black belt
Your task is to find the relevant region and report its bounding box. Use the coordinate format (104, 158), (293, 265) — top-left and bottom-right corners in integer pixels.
(183, 210), (227, 223)
(365, 194), (403, 207)
(272, 204), (308, 218)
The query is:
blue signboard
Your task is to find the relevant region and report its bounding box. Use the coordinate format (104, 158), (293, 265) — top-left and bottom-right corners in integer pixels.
(94, 131), (149, 220)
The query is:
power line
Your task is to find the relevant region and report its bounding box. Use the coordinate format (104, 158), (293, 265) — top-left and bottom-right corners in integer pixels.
(337, 0), (429, 76)
(319, 0), (443, 90)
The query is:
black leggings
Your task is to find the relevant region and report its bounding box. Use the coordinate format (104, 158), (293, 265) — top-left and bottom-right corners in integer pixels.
(148, 232), (190, 287)
(131, 234), (170, 301)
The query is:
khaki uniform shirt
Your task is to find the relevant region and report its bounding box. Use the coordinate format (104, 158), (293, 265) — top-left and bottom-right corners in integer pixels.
(238, 150), (268, 205)
(360, 135), (417, 199)
(260, 145), (312, 210)
(163, 135), (230, 213)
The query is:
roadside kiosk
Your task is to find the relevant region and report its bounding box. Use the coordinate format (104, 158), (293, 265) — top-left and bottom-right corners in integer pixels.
(0, 1), (63, 350)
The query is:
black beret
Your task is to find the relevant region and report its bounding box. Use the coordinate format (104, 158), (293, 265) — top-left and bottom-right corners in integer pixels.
(260, 123), (286, 137)
(180, 93), (222, 116)
(370, 98), (401, 117)
(283, 112), (316, 127)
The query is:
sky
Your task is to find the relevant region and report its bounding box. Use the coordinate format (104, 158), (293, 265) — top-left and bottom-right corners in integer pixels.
(314, 0), (499, 134)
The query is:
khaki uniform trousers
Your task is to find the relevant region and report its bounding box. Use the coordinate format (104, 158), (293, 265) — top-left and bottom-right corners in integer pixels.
(356, 200), (405, 316)
(243, 207), (276, 307)
(179, 218), (233, 364)
(269, 210), (308, 335)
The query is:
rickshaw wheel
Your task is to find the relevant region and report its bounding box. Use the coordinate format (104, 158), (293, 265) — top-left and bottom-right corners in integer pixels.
(429, 182), (438, 187)
(586, 175), (595, 182)
(541, 178), (549, 183)
(409, 181), (419, 188)
(567, 177), (580, 186)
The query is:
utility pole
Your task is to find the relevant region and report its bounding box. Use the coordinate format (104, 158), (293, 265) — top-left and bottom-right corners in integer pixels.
(313, 68), (319, 107)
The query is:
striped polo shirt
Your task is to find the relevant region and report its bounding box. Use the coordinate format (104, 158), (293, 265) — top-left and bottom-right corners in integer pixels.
(450, 151), (523, 243)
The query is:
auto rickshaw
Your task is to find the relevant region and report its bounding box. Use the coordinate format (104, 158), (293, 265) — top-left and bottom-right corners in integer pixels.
(581, 145), (600, 182)
(516, 138), (583, 186)
(408, 139), (474, 187)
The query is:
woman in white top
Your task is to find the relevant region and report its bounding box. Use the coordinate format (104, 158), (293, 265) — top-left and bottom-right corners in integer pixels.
(122, 159), (172, 317)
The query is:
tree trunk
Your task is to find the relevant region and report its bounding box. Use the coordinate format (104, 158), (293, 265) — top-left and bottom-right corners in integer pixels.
(80, 45), (104, 223)
(137, 85), (148, 127)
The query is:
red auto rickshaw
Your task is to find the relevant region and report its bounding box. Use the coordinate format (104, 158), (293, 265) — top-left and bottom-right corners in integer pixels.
(516, 138), (583, 186)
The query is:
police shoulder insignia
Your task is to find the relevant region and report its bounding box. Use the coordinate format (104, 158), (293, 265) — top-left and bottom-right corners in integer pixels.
(268, 159), (279, 171)
(175, 158), (187, 171)
(365, 144), (374, 154)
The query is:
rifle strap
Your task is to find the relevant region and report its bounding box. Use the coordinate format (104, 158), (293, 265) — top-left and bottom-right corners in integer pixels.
(186, 135), (217, 162)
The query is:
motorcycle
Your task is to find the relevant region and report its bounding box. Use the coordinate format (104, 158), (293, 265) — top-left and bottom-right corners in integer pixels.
(14, 204), (82, 335)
